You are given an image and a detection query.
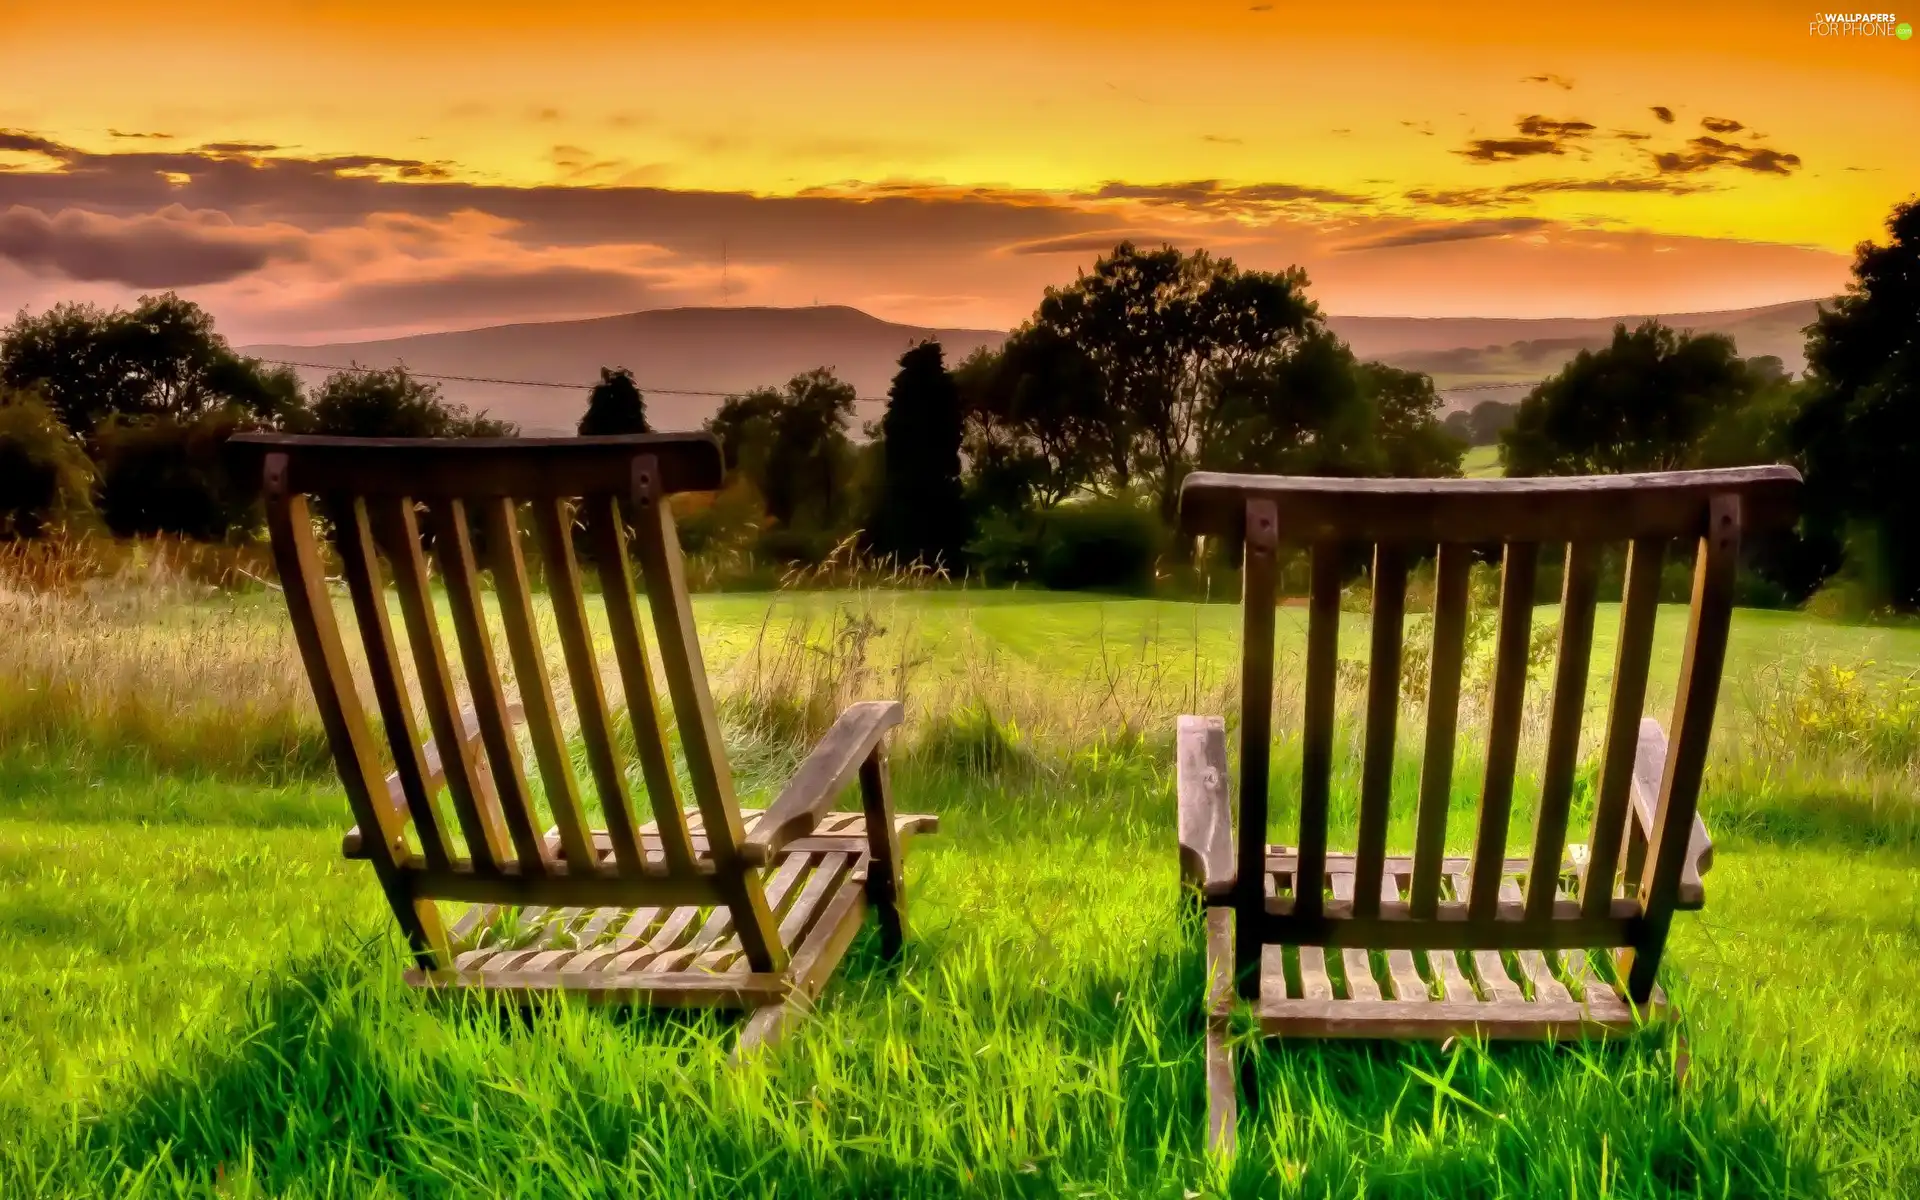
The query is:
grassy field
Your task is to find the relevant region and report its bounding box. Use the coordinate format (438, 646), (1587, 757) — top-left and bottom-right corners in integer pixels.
(1461, 444), (1503, 479)
(2, 564), (1918, 1195)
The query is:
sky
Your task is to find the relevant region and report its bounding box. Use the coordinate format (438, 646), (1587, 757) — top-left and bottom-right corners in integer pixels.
(0, 0), (1914, 342)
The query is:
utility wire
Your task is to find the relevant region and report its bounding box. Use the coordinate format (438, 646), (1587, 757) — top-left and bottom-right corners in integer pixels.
(257, 357), (1544, 401)
(253, 358), (892, 402)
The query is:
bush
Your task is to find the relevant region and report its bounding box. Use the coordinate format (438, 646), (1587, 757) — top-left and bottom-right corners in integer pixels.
(0, 392), (95, 538)
(93, 410), (261, 540)
(1035, 497), (1166, 593)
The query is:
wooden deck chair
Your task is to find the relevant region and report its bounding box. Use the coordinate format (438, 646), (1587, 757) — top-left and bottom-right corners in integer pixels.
(230, 432), (936, 1056)
(1173, 465), (1800, 1154)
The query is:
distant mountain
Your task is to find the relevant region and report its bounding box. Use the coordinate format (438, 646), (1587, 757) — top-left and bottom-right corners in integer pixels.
(243, 299), (1828, 432)
(242, 306), (1006, 435)
(1329, 299), (1824, 406)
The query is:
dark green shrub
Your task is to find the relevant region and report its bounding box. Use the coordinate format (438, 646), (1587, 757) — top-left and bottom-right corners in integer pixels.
(93, 410), (261, 540)
(0, 391), (95, 538)
(1035, 497), (1166, 593)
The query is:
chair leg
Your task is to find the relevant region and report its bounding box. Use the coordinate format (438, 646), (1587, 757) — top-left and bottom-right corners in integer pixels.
(1205, 1015), (1239, 1158)
(732, 997), (810, 1065)
(858, 747), (907, 961)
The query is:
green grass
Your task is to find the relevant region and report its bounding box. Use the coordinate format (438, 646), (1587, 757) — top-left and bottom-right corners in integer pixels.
(1461, 444), (1504, 479)
(3, 587), (1919, 1195)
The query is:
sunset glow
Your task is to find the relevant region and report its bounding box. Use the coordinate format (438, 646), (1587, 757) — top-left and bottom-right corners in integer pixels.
(2, 0), (1913, 339)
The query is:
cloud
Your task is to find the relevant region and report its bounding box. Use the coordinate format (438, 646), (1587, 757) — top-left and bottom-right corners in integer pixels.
(0, 130), (74, 159)
(1078, 179), (1374, 210)
(1612, 130), (1653, 142)
(1651, 106), (1676, 123)
(0, 204), (307, 286)
(108, 130), (172, 140)
(1653, 136), (1802, 176)
(1336, 217), (1550, 252)
(1516, 115), (1595, 139)
(1700, 116), (1744, 134)
(196, 141), (283, 155)
(1407, 175), (1708, 208)
(1522, 73), (1575, 90)
(1201, 134), (1245, 145)
(1458, 137), (1563, 162)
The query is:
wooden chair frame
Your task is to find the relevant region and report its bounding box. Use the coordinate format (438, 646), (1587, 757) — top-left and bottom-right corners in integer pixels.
(231, 433), (935, 1056)
(1174, 465), (1800, 1155)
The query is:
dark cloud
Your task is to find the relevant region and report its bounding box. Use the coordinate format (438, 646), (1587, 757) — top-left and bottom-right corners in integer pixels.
(1700, 117), (1744, 134)
(1408, 175), (1707, 208)
(1612, 130), (1653, 142)
(1080, 179), (1374, 209)
(1459, 114), (1598, 163)
(0, 130), (75, 159)
(0, 204), (305, 287)
(1516, 115), (1595, 139)
(1651, 106), (1676, 123)
(196, 141), (283, 155)
(1522, 73), (1575, 90)
(1654, 136), (1802, 176)
(1458, 137), (1562, 162)
(1004, 230), (1175, 256)
(1336, 217), (1550, 252)
(108, 130), (172, 140)
(1201, 134), (1245, 145)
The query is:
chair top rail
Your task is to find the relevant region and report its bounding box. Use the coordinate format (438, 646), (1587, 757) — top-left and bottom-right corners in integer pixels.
(1179, 465), (1801, 542)
(228, 433), (723, 498)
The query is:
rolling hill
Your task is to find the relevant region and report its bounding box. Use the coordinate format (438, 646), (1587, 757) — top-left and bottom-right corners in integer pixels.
(243, 299), (1826, 433)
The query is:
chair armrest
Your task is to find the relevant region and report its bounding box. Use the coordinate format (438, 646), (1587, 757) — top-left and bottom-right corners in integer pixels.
(741, 700), (904, 866)
(343, 702), (524, 859)
(1177, 714), (1235, 902)
(1627, 716), (1712, 909)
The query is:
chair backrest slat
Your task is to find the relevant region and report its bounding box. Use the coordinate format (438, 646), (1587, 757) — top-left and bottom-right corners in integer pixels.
(369, 495), (512, 872)
(1466, 541), (1537, 919)
(1350, 544), (1406, 919)
(430, 499), (554, 873)
(1578, 537), (1664, 917)
(336, 497), (453, 870)
(1622, 494), (1742, 999)
(1293, 542), (1342, 920)
(531, 498), (650, 874)
(582, 499), (700, 874)
(482, 498), (601, 872)
(1233, 498), (1281, 996)
(1523, 540), (1601, 921)
(1409, 542), (1471, 918)
(624, 456), (786, 971)
(260, 466), (447, 964)
(1178, 465), (1798, 964)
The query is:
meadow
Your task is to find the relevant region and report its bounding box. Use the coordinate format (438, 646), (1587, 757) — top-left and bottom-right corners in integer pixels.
(1, 543), (1918, 1197)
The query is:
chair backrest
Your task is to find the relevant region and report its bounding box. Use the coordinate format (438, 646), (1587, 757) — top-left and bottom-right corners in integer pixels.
(1178, 465), (1800, 998)
(231, 433), (790, 974)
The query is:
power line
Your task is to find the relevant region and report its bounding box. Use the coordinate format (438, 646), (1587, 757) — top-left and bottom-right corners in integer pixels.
(257, 356), (1544, 402)
(254, 358), (891, 402)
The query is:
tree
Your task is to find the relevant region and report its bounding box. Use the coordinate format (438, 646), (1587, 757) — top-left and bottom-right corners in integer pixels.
(1361, 362), (1467, 478)
(763, 368), (856, 530)
(1790, 198), (1920, 607)
(577, 367), (650, 435)
(1442, 398), (1518, 447)
(306, 367), (516, 439)
(0, 391), (94, 538)
(1025, 243), (1318, 522)
(867, 341), (969, 567)
(958, 330), (1104, 512)
(1500, 320), (1766, 476)
(0, 293), (301, 435)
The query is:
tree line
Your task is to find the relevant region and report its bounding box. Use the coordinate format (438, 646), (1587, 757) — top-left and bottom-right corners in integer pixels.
(0, 197), (1914, 608)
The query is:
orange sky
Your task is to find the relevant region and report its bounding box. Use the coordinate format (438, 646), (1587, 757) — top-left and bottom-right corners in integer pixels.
(0, 0), (1913, 339)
